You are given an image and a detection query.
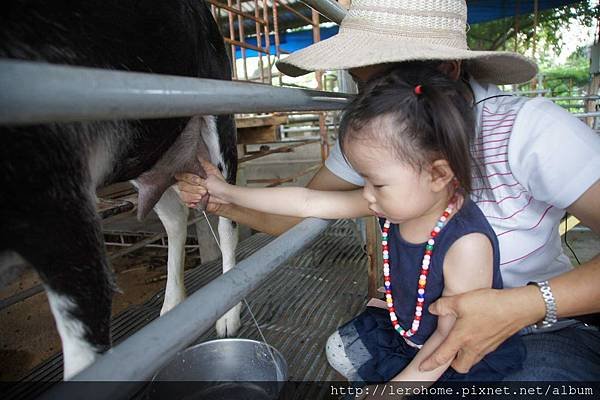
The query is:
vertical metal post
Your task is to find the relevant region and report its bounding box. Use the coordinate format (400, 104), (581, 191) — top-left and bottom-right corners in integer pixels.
(312, 9), (321, 86)
(273, 0), (282, 86)
(236, 0), (249, 80)
(514, 0), (520, 53)
(227, 0), (238, 79)
(512, 0), (521, 92)
(262, 0), (272, 84)
(531, 0), (538, 90)
(311, 9), (328, 161)
(254, 0), (264, 83)
(319, 113), (328, 161)
(366, 216), (380, 299)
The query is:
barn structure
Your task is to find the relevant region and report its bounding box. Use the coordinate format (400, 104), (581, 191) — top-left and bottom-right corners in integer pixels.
(0, 0), (598, 399)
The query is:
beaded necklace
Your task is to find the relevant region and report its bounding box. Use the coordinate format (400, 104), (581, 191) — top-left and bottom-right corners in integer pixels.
(381, 194), (458, 338)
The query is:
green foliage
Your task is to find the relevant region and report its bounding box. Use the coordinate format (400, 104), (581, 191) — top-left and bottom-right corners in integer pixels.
(543, 51), (590, 93)
(467, 1), (599, 55)
(468, 2), (598, 102)
(516, 48), (591, 111)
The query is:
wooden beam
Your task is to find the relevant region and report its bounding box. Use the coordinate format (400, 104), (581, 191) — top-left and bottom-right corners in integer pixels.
(237, 125), (279, 144)
(236, 114), (288, 128)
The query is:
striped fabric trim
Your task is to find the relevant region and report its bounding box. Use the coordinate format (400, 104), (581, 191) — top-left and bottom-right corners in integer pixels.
(476, 152), (508, 160)
(341, 20), (466, 44)
(500, 240), (549, 266)
(483, 196), (534, 220)
(476, 189), (528, 205)
(351, 6), (465, 22)
(497, 206), (554, 237)
(481, 116), (517, 125)
(472, 143), (508, 154)
(346, 11), (465, 31)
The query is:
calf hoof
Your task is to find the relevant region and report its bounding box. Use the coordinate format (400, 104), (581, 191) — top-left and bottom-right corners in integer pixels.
(216, 303), (242, 337)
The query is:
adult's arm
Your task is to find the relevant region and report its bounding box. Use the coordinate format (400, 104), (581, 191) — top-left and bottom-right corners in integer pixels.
(392, 232), (494, 382)
(419, 180), (600, 373)
(176, 164), (360, 235)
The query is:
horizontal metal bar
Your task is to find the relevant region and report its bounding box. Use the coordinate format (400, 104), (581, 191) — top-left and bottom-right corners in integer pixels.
(287, 113), (320, 123)
(265, 164), (321, 187)
(0, 59), (352, 125)
(105, 241), (199, 249)
(574, 111), (600, 118)
(299, 0), (347, 24)
(277, 1), (315, 26)
(40, 217), (333, 400)
(0, 284), (45, 312)
(282, 125), (337, 133)
(224, 37), (271, 54)
(510, 89), (550, 96)
(549, 95), (600, 101)
(239, 140), (318, 163)
(106, 216), (202, 261)
(206, 0), (267, 24)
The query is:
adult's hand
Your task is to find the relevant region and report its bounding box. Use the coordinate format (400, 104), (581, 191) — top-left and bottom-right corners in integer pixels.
(175, 170), (227, 211)
(419, 286), (544, 373)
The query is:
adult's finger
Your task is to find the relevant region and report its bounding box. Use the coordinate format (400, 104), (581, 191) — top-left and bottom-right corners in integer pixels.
(451, 348), (484, 374)
(204, 201), (222, 214)
(419, 333), (462, 372)
(428, 296), (459, 318)
(419, 297), (461, 372)
(198, 157), (219, 174)
(177, 180), (206, 195)
(175, 172), (201, 185)
(178, 189), (205, 205)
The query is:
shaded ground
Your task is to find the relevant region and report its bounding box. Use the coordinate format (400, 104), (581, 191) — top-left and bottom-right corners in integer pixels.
(0, 247), (200, 381)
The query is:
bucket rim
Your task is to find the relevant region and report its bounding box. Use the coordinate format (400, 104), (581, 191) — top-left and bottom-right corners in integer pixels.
(151, 338), (288, 383)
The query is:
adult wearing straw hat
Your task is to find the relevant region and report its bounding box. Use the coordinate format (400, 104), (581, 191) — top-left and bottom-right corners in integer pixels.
(177, 0), (600, 382)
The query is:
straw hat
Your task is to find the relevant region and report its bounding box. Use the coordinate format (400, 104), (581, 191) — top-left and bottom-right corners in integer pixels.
(276, 0), (537, 84)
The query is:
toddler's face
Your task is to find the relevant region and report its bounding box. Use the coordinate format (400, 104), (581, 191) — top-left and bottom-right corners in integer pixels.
(344, 139), (438, 224)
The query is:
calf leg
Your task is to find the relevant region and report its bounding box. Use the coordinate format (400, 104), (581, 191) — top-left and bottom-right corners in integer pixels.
(215, 216), (240, 337)
(153, 186), (190, 315)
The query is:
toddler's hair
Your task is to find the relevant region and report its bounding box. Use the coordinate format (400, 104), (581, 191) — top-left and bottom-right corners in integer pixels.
(339, 62), (477, 194)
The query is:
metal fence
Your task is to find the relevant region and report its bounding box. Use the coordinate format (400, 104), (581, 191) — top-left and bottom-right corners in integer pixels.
(0, 0), (349, 395)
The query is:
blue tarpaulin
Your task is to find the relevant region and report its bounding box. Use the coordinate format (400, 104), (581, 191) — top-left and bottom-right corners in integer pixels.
(235, 0), (584, 58)
(467, 0), (583, 23)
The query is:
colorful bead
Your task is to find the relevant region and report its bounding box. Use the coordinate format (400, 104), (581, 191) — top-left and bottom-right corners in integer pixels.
(382, 197), (456, 338)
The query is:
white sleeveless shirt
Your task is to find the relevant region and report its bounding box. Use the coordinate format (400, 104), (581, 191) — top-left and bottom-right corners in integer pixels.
(325, 78), (600, 288)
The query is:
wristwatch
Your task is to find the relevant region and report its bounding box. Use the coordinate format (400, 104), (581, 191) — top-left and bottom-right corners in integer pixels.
(528, 280), (558, 329)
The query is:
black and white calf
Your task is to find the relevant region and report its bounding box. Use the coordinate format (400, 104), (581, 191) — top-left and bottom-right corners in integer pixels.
(0, 0), (241, 379)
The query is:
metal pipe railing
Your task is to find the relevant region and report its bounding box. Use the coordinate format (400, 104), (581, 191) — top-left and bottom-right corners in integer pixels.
(300, 0), (347, 24)
(574, 111), (600, 118)
(549, 95), (600, 101)
(40, 217), (334, 400)
(0, 59), (351, 125)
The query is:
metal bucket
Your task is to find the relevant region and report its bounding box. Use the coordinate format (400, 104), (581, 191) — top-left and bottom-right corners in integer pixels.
(148, 338), (288, 400)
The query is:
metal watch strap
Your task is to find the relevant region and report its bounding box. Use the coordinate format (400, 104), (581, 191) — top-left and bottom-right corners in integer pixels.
(528, 280), (558, 329)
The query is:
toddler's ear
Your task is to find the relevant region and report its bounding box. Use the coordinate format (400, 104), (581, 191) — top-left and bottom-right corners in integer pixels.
(429, 159), (455, 192)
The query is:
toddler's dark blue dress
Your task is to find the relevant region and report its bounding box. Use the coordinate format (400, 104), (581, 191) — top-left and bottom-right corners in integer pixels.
(337, 198), (526, 383)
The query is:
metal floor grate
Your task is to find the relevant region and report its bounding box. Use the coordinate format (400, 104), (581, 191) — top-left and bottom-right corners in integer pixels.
(7, 220), (369, 399)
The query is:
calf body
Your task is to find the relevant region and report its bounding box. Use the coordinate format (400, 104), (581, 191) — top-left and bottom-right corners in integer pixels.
(0, 0), (239, 378)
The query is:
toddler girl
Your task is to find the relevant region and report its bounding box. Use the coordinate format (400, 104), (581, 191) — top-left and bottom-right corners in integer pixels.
(192, 65), (525, 384)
